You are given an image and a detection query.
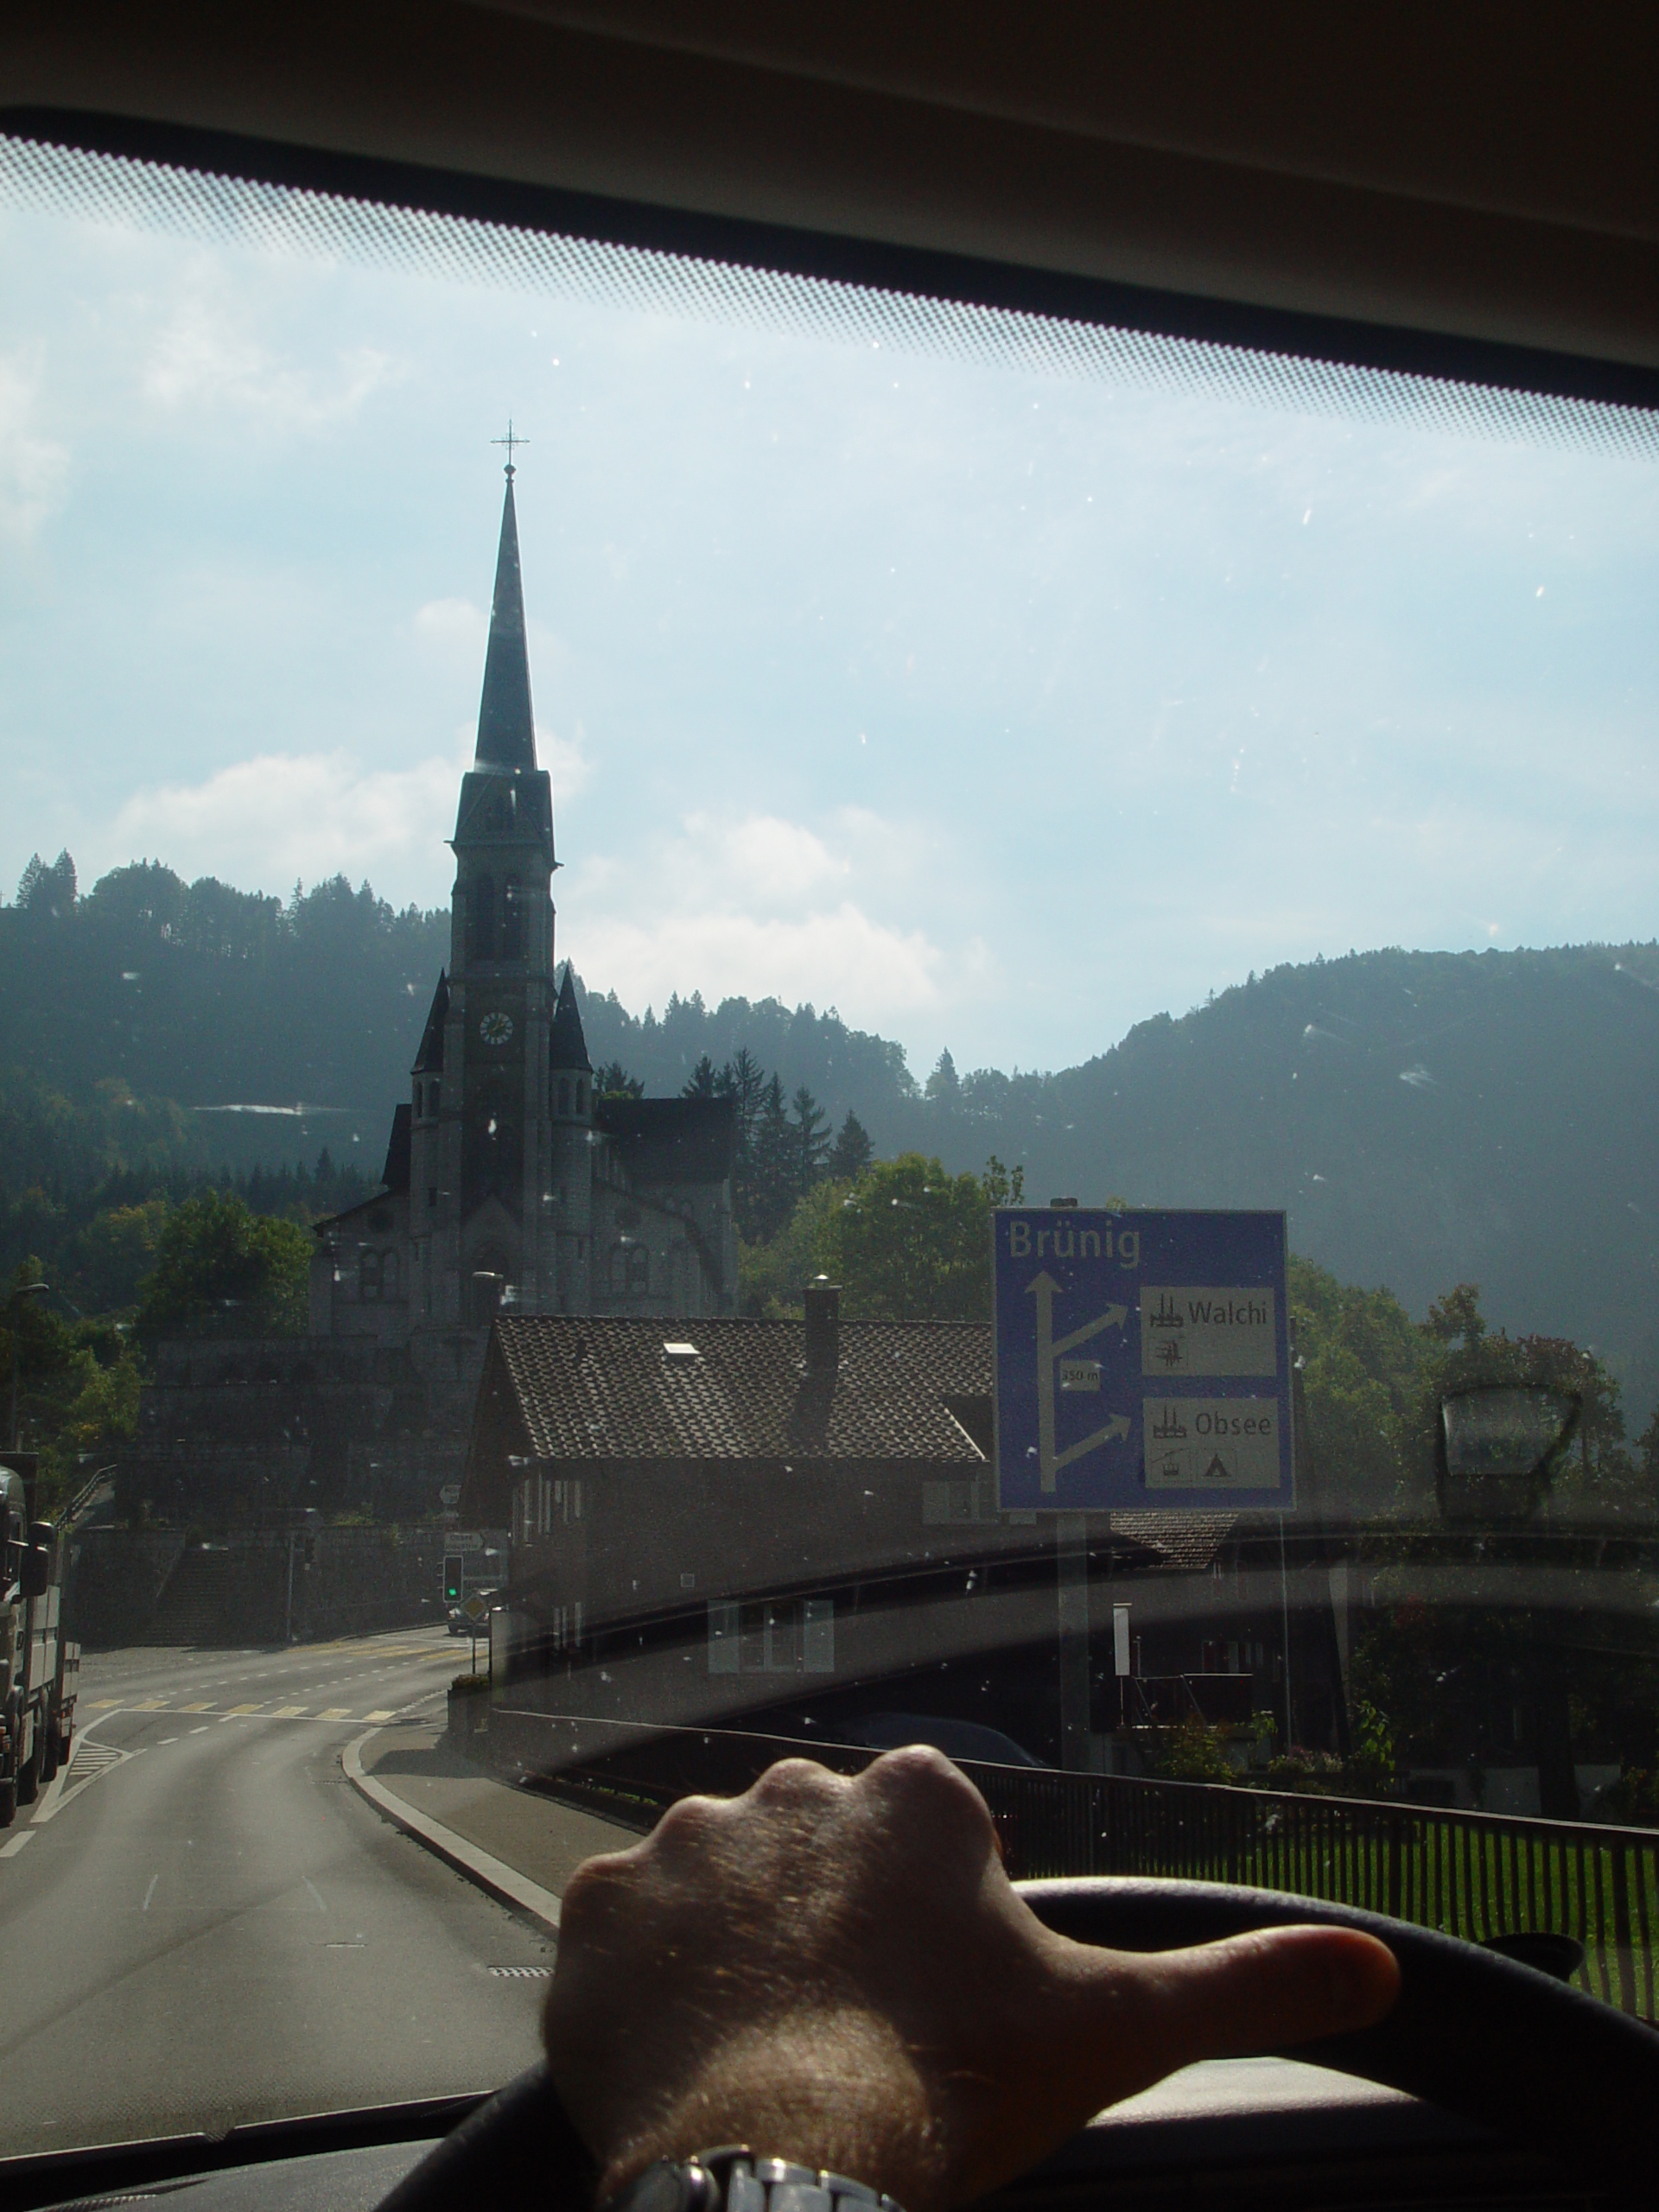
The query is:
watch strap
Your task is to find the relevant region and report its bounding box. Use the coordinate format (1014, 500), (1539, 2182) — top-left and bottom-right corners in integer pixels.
(600, 2148), (904, 2212)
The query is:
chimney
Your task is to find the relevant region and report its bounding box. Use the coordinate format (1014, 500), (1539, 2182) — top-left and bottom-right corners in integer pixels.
(804, 1276), (841, 1376)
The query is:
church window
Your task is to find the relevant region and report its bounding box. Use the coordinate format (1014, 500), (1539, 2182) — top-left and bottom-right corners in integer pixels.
(575, 1079), (586, 1115)
(500, 874), (524, 958)
(608, 1243), (629, 1294)
(467, 873), (495, 963)
(360, 1250), (382, 1301)
(557, 1077), (569, 1116)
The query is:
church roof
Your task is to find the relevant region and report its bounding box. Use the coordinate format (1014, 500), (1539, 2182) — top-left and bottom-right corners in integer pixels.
(474, 471), (536, 772)
(548, 964), (591, 1071)
(412, 970), (448, 1074)
(595, 1095), (736, 1183)
(380, 1103), (412, 1195)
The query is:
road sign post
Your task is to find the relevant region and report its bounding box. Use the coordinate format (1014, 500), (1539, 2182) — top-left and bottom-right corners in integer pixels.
(995, 1209), (1292, 1765)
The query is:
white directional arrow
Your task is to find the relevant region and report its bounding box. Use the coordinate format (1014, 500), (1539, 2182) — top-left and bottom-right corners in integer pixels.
(1026, 1272), (1131, 1493)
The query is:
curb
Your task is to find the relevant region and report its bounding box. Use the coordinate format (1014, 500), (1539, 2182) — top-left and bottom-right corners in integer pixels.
(342, 1726), (562, 1934)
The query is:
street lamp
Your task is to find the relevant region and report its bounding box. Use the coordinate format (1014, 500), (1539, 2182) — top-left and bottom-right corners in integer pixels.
(6, 1281), (51, 1452)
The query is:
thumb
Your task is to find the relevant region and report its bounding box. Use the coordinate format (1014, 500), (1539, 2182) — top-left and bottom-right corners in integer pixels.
(1094, 1925), (1402, 2088)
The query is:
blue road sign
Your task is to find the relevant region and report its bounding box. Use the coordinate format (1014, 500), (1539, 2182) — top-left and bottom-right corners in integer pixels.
(993, 1209), (1293, 1512)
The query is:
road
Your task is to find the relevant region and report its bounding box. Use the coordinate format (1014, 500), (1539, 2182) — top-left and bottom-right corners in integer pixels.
(0, 1627), (554, 2162)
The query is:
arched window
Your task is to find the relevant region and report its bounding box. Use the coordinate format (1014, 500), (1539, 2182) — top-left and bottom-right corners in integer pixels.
(381, 1249), (400, 1300)
(627, 1247), (650, 1296)
(359, 1250), (382, 1302)
(500, 874), (524, 959)
(466, 873), (495, 963)
(557, 1077), (570, 1116)
(428, 1080), (440, 1117)
(575, 1078), (586, 1116)
(608, 1243), (630, 1294)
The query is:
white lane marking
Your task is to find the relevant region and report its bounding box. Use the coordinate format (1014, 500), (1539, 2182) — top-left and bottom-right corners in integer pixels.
(0, 1831), (36, 1858)
(190, 1726), (209, 1735)
(341, 1729), (560, 1934)
(143, 1873), (158, 1911)
(157, 1737), (179, 1745)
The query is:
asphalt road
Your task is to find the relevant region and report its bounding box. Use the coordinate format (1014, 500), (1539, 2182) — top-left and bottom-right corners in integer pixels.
(0, 1628), (552, 2162)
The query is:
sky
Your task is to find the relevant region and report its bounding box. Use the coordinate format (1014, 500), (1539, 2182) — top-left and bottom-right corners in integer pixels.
(2, 198), (1656, 1081)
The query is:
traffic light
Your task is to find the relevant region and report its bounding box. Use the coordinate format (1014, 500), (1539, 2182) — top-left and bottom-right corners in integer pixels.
(442, 1555), (463, 1604)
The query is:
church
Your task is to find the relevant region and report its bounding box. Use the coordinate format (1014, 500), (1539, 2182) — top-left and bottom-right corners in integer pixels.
(308, 455), (740, 1419)
(127, 461), (736, 1523)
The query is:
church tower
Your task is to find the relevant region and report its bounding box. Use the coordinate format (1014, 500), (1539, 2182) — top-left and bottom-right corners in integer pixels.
(408, 452), (559, 1341)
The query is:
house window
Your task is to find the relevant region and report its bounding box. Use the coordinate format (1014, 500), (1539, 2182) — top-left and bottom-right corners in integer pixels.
(381, 1249), (399, 1300)
(628, 1247), (650, 1295)
(359, 1251), (382, 1301)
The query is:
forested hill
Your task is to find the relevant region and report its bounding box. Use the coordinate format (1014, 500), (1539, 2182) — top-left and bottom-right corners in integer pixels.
(3, 858), (1656, 1414)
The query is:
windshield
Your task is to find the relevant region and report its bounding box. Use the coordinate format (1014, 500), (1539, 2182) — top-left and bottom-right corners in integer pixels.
(1, 141), (1656, 2162)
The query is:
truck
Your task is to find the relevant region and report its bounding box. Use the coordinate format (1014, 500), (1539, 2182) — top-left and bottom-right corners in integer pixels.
(0, 1455), (80, 1827)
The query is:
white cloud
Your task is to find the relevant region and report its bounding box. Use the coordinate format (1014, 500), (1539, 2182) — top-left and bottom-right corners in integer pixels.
(105, 750), (457, 896)
(564, 807), (948, 1020)
(416, 596), (486, 652)
(684, 812), (848, 905)
(0, 350), (69, 540)
(143, 295), (394, 427)
(581, 901), (944, 1020)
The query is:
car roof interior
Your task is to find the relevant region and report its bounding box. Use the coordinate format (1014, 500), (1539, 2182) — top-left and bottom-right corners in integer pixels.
(3, 2), (1656, 393)
(3, 8), (1656, 2210)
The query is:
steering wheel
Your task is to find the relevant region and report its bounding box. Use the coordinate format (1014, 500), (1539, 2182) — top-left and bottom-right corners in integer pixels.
(376, 1877), (1659, 2212)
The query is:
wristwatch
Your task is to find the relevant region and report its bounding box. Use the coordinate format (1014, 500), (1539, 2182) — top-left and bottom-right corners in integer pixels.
(597, 2149), (905, 2212)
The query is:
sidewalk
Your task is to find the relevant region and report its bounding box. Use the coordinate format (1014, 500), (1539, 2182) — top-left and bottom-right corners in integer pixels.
(352, 1721), (640, 1927)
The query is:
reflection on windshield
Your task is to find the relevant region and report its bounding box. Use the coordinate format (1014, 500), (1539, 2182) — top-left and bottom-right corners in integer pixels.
(0, 157), (1656, 2161)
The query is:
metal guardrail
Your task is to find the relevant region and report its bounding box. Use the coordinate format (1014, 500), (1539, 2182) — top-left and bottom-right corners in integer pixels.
(491, 1707), (1659, 2024)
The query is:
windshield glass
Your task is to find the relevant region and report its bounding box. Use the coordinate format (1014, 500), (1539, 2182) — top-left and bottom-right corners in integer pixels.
(1, 144), (1656, 2162)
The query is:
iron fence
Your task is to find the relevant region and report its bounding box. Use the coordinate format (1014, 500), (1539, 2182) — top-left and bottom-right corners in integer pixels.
(490, 1707), (1659, 2024)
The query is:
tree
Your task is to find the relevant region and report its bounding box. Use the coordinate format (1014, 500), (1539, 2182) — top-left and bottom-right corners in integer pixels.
(791, 1084), (832, 1192)
(134, 1190), (311, 1341)
(16, 849), (77, 919)
(812, 1153), (1020, 1321)
(826, 1109), (874, 1182)
(594, 1060), (644, 1100)
(683, 1055), (720, 1097)
(1287, 1255), (1423, 1515)
(747, 1075), (797, 1243)
(924, 1047), (961, 1109)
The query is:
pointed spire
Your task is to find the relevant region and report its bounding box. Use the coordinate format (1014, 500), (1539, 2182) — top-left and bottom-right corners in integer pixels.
(549, 963), (592, 1071)
(412, 969), (449, 1072)
(474, 470), (536, 769)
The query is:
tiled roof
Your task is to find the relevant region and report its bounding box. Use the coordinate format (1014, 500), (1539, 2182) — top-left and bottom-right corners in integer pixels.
(490, 1314), (991, 1465)
(1110, 1510), (1239, 1569)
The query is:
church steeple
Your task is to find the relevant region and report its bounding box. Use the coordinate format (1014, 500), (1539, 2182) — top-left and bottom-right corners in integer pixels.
(474, 466), (536, 771)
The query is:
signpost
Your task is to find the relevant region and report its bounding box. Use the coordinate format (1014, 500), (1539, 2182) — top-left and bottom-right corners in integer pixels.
(994, 1209), (1292, 1772)
(993, 1209), (1294, 1513)
(463, 1586), (490, 1673)
(439, 1484), (462, 1508)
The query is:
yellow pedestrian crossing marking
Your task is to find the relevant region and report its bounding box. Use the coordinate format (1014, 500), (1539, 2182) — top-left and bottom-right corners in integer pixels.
(318, 1707), (353, 1719)
(88, 1698), (120, 1709)
(363, 1710), (399, 1723)
(222, 1704), (264, 1716)
(180, 1702), (215, 1713)
(270, 1706), (308, 1719)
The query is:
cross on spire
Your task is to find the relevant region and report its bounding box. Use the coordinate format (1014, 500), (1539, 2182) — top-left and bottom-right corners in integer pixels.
(492, 420), (529, 477)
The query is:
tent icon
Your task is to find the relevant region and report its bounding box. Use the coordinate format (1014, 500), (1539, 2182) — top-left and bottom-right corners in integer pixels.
(1200, 1452), (1231, 1483)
